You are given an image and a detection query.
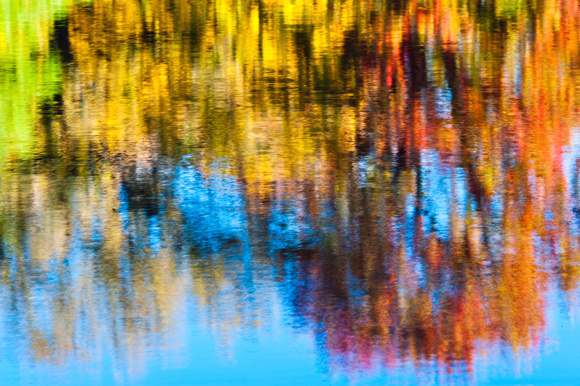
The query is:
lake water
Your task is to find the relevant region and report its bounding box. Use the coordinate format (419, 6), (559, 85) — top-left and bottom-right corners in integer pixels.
(1, 0), (580, 384)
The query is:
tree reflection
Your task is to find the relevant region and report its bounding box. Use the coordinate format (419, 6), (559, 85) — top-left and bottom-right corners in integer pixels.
(0, 0), (580, 380)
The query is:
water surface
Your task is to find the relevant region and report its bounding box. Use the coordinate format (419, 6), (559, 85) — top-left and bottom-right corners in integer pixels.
(1, 0), (580, 383)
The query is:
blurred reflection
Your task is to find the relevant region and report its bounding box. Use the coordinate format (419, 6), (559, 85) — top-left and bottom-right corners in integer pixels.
(1, 0), (580, 381)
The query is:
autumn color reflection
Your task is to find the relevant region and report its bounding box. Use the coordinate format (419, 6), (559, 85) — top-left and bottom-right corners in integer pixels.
(1, 0), (580, 380)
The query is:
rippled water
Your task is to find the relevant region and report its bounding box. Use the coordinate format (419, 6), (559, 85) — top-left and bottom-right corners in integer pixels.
(1, 0), (580, 384)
